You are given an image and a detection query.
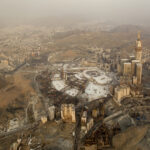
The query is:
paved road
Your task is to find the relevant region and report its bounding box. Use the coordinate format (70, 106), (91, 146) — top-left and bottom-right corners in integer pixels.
(74, 111), (81, 150)
(0, 122), (39, 141)
(3, 62), (26, 75)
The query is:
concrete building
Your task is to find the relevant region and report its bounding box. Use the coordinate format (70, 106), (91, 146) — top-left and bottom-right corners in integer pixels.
(10, 139), (22, 150)
(41, 116), (47, 124)
(48, 106), (55, 121)
(129, 55), (135, 61)
(81, 111), (87, 124)
(117, 63), (122, 74)
(132, 76), (138, 85)
(136, 63), (142, 85)
(117, 33), (143, 86)
(53, 74), (61, 80)
(117, 59), (129, 75)
(61, 104), (76, 123)
(87, 118), (94, 131)
(131, 60), (140, 76)
(123, 63), (131, 76)
(103, 63), (111, 72)
(81, 117), (94, 134)
(92, 109), (99, 118)
(114, 85), (130, 103)
(81, 111), (88, 131)
(61, 68), (67, 81)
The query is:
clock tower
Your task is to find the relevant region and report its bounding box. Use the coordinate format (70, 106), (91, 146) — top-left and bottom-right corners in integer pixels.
(135, 32), (142, 62)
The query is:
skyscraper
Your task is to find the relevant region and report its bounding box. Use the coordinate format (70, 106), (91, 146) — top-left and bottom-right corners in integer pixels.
(135, 32), (142, 61)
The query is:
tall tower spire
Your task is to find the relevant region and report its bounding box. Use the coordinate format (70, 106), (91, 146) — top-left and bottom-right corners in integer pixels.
(135, 31), (142, 61)
(137, 31), (141, 40)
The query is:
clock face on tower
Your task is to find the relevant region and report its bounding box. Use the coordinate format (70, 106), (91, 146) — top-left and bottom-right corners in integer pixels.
(136, 40), (142, 48)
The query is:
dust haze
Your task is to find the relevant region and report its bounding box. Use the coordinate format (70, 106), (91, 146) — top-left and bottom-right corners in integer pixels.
(0, 0), (150, 150)
(0, 0), (150, 25)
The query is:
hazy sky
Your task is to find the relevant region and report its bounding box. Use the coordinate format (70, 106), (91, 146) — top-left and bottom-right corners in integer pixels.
(0, 0), (150, 24)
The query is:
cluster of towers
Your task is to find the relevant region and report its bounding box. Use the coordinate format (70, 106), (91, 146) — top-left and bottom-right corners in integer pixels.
(117, 32), (143, 86)
(114, 33), (143, 103)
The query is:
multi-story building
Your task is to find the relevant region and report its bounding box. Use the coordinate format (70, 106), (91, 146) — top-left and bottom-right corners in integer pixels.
(117, 33), (143, 86)
(61, 104), (76, 123)
(114, 33), (143, 103)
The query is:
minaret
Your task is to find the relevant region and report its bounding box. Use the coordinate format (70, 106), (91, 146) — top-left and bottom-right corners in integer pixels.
(135, 32), (142, 61)
(61, 67), (67, 81)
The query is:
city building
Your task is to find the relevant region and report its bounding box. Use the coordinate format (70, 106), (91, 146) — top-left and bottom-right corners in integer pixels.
(117, 33), (143, 86)
(61, 104), (76, 123)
